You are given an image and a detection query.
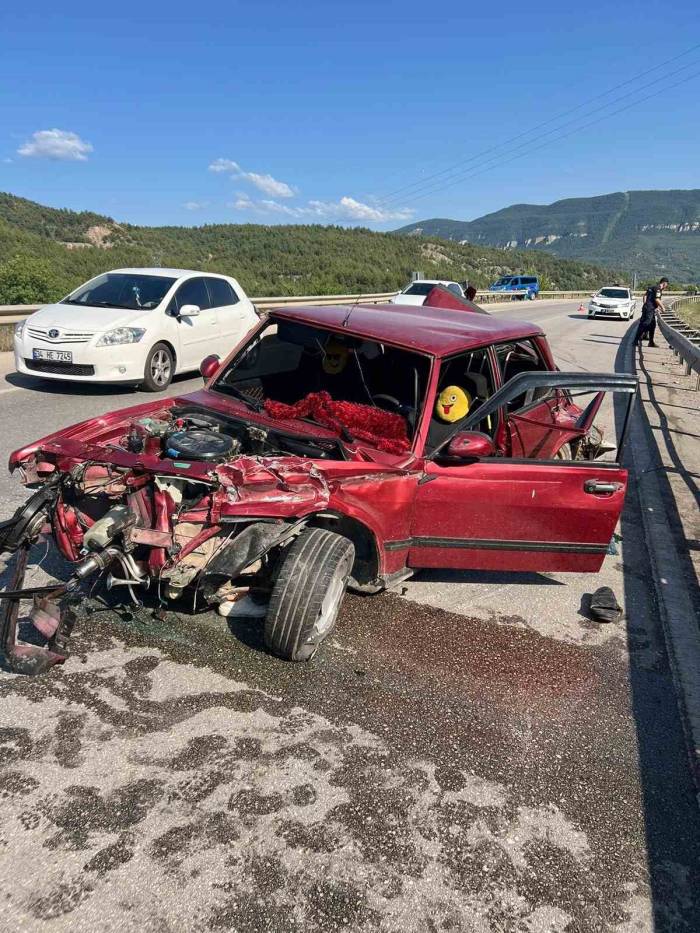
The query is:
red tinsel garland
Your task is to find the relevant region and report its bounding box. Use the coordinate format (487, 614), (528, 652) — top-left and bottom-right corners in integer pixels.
(264, 391), (410, 454)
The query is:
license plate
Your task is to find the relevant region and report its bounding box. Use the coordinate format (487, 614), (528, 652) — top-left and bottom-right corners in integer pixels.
(32, 348), (72, 363)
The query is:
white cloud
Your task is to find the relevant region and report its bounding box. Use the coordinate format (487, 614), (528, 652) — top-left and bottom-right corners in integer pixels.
(18, 129), (93, 161)
(183, 200), (208, 211)
(245, 172), (295, 198)
(209, 157), (295, 198)
(258, 199), (299, 216)
(230, 195), (412, 224)
(338, 196), (407, 221)
(209, 158), (241, 174)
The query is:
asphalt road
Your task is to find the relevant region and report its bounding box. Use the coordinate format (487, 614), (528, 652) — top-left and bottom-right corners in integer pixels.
(1, 299), (699, 932)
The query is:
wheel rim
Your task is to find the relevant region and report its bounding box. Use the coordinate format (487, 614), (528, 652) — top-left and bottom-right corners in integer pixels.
(311, 551), (353, 641)
(150, 349), (171, 386)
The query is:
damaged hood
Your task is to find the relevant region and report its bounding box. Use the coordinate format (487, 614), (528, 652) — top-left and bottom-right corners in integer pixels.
(212, 457), (330, 517)
(8, 391), (417, 522)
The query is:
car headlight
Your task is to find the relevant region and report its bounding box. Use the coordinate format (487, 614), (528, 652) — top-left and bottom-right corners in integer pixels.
(96, 327), (146, 346)
(590, 300), (598, 306)
(14, 321), (25, 338)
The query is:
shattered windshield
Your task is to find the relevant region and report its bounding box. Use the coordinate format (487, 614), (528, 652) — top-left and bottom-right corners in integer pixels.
(61, 273), (176, 311)
(213, 320), (431, 445)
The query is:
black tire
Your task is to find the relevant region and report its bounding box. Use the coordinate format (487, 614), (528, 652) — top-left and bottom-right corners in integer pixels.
(264, 528), (355, 662)
(142, 343), (174, 392)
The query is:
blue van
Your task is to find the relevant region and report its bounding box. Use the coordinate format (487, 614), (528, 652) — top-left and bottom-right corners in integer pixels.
(489, 275), (540, 299)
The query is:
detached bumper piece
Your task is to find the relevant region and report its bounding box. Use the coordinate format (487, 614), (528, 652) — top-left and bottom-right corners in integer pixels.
(0, 485), (83, 676)
(0, 544), (76, 675)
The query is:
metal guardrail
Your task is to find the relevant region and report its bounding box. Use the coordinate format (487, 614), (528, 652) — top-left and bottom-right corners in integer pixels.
(0, 289), (598, 326)
(1, 290), (691, 328)
(658, 296), (700, 389)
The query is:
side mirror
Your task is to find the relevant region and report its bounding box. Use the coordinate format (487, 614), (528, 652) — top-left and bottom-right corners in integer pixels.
(199, 354), (220, 381)
(446, 431), (495, 460)
(179, 304), (200, 317)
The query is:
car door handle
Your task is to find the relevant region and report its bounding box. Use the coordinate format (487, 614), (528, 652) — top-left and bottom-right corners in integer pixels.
(583, 479), (622, 495)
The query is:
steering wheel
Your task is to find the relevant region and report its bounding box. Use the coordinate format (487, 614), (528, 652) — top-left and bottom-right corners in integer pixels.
(371, 393), (402, 412)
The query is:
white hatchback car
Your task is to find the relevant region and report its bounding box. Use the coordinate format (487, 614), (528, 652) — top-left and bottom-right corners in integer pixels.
(390, 279), (465, 306)
(588, 286), (636, 320)
(14, 268), (258, 391)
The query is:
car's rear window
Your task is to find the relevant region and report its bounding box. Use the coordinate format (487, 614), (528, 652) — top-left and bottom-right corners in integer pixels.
(599, 288), (629, 298)
(403, 283), (436, 296)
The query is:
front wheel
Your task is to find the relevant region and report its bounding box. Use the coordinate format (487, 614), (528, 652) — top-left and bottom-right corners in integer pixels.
(142, 343), (174, 392)
(264, 528), (355, 662)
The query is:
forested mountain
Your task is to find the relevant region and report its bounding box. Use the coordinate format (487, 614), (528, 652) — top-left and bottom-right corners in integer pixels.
(0, 191), (619, 304)
(395, 190), (700, 282)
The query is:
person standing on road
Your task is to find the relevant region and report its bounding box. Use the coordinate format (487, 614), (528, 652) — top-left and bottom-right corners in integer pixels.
(635, 277), (669, 347)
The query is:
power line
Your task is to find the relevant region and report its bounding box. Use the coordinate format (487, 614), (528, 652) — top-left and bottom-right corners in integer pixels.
(405, 68), (700, 207)
(380, 55), (700, 207)
(376, 41), (700, 207)
(382, 62), (700, 207)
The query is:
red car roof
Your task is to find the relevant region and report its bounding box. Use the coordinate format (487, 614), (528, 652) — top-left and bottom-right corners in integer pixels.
(270, 303), (544, 357)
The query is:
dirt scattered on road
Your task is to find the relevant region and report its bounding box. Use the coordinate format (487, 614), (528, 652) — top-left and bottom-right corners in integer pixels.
(0, 593), (698, 931)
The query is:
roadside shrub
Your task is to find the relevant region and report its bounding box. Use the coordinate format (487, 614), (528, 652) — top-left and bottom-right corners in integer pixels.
(0, 255), (65, 304)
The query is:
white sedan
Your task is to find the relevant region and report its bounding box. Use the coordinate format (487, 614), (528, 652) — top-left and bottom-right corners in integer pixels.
(14, 268), (258, 391)
(588, 286), (637, 320)
(390, 279), (465, 306)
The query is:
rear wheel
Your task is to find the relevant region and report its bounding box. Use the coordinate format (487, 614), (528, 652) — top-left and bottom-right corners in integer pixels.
(142, 343), (173, 392)
(264, 528), (355, 662)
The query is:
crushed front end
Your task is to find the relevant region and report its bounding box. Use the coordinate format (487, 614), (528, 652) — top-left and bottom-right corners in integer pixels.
(1, 403), (331, 674)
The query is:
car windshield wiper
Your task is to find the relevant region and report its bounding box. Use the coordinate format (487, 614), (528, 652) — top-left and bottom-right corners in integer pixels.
(61, 299), (138, 309)
(93, 301), (139, 309)
(219, 384), (264, 412)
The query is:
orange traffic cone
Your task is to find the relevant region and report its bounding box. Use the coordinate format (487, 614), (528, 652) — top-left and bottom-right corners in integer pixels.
(578, 302), (586, 313)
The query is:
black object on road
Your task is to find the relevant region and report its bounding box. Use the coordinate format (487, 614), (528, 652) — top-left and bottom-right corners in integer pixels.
(589, 586), (623, 623)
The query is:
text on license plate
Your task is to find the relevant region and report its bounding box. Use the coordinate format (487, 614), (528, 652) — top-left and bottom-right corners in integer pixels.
(33, 349), (72, 362)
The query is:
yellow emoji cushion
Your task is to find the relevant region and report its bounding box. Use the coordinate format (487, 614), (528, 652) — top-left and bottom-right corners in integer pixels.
(435, 385), (471, 422)
(322, 338), (349, 375)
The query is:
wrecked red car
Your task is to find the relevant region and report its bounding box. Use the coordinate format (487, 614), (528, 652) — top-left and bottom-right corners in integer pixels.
(0, 298), (637, 674)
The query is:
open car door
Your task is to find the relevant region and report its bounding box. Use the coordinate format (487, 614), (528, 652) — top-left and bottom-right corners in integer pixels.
(408, 372), (637, 573)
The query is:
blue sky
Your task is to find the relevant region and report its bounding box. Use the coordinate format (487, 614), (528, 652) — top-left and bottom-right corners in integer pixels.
(1, 0), (699, 229)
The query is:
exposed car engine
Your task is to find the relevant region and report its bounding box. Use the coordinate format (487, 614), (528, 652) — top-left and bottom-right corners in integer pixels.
(0, 403), (340, 675)
(122, 407), (343, 462)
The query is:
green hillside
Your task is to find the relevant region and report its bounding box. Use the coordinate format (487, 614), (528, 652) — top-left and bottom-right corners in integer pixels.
(0, 191), (621, 304)
(396, 189), (700, 282)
